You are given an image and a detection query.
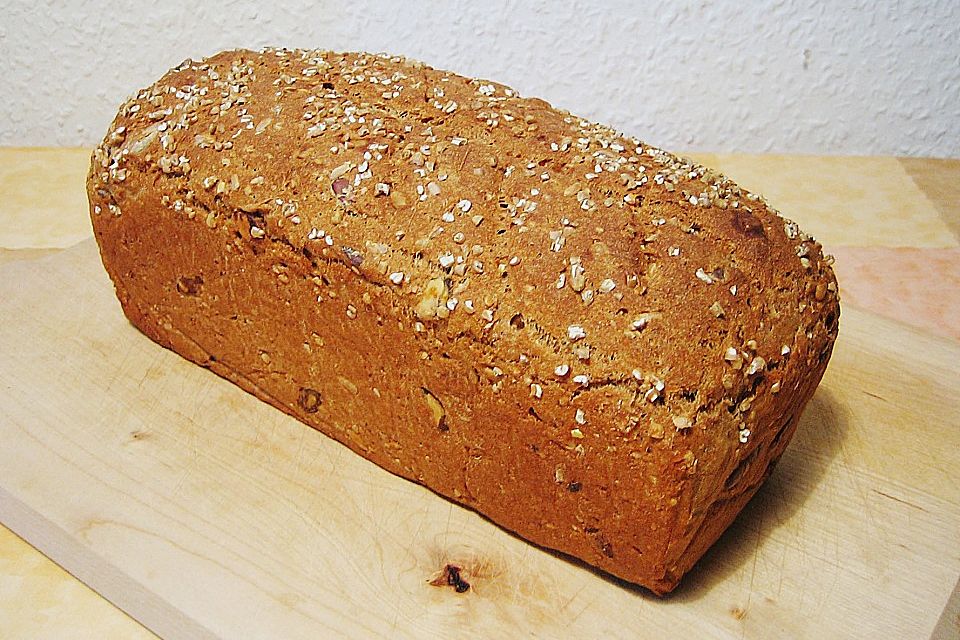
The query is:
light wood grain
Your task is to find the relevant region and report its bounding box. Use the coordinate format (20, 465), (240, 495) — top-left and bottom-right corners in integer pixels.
(899, 157), (960, 239)
(0, 148), (92, 249)
(0, 522), (155, 640)
(1, 240), (959, 639)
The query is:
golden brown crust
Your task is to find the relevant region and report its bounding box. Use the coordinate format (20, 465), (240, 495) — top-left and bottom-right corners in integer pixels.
(87, 48), (839, 594)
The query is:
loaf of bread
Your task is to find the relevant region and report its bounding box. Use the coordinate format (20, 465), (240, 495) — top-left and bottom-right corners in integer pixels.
(87, 49), (839, 594)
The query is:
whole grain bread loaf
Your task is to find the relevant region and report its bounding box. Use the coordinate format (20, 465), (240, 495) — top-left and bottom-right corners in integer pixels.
(87, 48), (839, 594)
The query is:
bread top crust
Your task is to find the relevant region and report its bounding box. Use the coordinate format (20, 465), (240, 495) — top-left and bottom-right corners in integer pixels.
(89, 47), (839, 463)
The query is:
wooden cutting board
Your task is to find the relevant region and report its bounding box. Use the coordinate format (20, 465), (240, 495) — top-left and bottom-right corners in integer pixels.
(1, 240), (959, 639)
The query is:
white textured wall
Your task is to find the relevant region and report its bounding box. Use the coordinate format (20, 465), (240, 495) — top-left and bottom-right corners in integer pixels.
(2, 0), (958, 156)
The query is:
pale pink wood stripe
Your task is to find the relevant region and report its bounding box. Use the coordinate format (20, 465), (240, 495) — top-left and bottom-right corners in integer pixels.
(830, 246), (960, 342)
